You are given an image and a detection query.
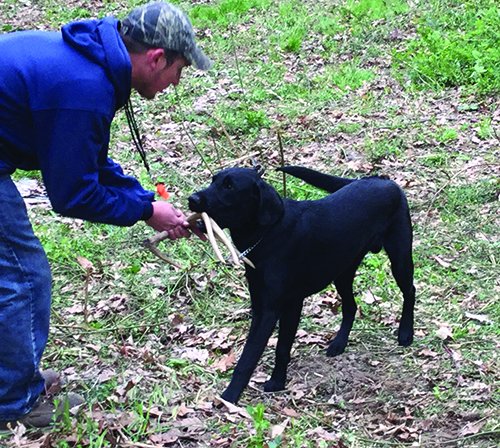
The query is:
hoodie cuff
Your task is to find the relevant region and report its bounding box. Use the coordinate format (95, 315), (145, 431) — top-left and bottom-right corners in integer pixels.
(141, 201), (154, 221)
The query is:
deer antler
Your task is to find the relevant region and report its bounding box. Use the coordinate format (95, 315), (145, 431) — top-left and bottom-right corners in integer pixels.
(145, 213), (255, 269)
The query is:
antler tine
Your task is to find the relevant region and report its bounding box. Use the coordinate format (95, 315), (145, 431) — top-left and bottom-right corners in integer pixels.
(186, 212), (203, 226)
(209, 219), (240, 266)
(144, 231), (182, 269)
(188, 212), (228, 263)
(188, 213), (242, 266)
(241, 256), (255, 269)
(201, 212), (225, 264)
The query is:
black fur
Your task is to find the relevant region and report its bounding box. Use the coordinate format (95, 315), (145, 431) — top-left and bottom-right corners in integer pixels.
(189, 166), (415, 404)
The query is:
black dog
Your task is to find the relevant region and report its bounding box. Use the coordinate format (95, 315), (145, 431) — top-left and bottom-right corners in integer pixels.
(188, 166), (415, 404)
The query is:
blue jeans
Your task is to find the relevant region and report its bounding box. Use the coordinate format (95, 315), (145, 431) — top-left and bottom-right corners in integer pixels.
(0, 172), (51, 420)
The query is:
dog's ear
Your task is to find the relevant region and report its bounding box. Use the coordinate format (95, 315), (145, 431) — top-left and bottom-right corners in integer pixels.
(252, 159), (265, 177)
(256, 179), (283, 226)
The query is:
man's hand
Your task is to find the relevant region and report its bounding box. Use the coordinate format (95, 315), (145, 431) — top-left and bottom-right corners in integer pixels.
(146, 202), (206, 241)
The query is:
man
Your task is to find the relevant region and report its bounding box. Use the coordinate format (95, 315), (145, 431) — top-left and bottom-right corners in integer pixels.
(0, 1), (213, 429)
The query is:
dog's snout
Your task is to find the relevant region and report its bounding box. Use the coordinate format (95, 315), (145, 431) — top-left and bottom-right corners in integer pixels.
(188, 193), (202, 211)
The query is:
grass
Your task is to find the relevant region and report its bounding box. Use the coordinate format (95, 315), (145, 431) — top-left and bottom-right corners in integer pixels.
(393, 0), (500, 94)
(1, 0), (500, 446)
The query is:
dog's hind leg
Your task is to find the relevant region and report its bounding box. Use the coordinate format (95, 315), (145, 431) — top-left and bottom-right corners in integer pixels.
(327, 267), (358, 357)
(221, 310), (279, 404)
(383, 215), (415, 347)
(264, 300), (304, 392)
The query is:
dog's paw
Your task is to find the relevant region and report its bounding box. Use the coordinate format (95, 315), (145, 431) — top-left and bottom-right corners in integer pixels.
(326, 341), (346, 357)
(220, 389), (239, 405)
(398, 331), (413, 347)
(264, 379), (286, 393)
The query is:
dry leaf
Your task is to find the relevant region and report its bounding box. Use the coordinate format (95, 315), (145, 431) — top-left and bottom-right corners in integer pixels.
(250, 372), (269, 384)
(460, 420), (486, 437)
(150, 428), (182, 444)
(176, 402), (195, 417)
(419, 349), (439, 357)
(173, 347), (209, 363)
(282, 407), (300, 418)
(171, 314), (184, 326)
(97, 369), (116, 383)
(271, 417), (290, 438)
(217, 398), (251, 418)
(212, 350), (237, 373)
(306, 427), (338, 441)
(436, 326), (454, 340)
(363, 291), (380, 304)
(76, 255), (93, 271)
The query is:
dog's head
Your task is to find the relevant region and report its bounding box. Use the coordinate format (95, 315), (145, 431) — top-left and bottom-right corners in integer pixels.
(188, 167), (284, 231)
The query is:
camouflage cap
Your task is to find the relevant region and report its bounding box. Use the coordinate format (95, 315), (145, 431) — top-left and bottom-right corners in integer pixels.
(120, 1), (214, 70)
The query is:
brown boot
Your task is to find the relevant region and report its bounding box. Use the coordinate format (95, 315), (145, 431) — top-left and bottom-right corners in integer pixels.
(0, 392), (84, 431)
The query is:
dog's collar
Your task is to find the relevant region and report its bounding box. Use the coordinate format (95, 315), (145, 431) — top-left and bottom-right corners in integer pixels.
(226, 236), (263, 265)
(229, 219), (281, 266)
(238, 237), (263, 260)
(235, 216), (284, 264)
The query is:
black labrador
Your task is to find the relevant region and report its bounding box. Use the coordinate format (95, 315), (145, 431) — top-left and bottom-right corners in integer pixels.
(188, 166), (415, 404)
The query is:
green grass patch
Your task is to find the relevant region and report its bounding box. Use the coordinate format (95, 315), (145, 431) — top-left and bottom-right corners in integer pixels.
(393, 0), (500, 94)
(190, 0), (271, 27)
(441, 177), (500, 217)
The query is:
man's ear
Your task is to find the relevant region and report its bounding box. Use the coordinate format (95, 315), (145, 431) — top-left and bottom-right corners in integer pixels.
(146, 48), (166, 72)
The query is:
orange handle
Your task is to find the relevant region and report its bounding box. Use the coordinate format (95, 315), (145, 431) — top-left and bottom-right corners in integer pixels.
(156, 183), (170, 200)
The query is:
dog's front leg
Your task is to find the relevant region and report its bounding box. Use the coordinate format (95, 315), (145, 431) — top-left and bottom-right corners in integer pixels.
(264, 300), (303, 392)
(221, 310), (279, 404)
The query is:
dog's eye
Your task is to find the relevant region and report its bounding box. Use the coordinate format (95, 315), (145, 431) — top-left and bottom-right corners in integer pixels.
(222, 178), (233, 190)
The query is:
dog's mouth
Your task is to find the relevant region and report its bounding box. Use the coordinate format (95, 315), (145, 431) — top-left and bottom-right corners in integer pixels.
(188, 192), (229, 232)
(195, 218), (207, 234)
(188, 193), (210, 233)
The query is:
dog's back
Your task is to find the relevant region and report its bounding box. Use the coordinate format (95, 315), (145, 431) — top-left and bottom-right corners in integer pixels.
(279, 165), (408, 221)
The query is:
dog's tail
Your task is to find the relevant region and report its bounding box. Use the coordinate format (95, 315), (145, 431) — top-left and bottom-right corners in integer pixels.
(278, 166), (354, 193)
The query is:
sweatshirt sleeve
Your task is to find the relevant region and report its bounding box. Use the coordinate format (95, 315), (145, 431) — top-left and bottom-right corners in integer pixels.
(33, 108), (155, 226)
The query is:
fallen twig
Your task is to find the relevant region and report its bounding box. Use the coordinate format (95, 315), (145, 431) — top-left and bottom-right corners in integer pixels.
(220, 151), (261, 169)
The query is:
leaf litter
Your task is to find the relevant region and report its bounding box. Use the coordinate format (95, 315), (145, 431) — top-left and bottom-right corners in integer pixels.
(2, 0), (500, 447)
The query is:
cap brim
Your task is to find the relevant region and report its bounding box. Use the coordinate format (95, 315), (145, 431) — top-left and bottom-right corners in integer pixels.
(186, 46), (214, 71)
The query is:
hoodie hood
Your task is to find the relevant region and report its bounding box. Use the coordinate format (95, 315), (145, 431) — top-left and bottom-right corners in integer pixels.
(62, 17), (131, 109)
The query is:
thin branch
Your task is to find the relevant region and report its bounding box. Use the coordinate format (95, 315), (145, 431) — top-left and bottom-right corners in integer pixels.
(174, 89), (214, 175)
(230, 25), (245, 93)
(277, 129), (287, 198)
(220, 151), (261, 168)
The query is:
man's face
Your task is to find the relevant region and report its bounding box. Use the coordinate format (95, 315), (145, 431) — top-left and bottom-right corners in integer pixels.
(132, 53), (189, 99)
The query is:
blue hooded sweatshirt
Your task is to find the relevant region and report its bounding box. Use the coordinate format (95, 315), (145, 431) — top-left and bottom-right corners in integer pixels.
(0, 17), (154, 225)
